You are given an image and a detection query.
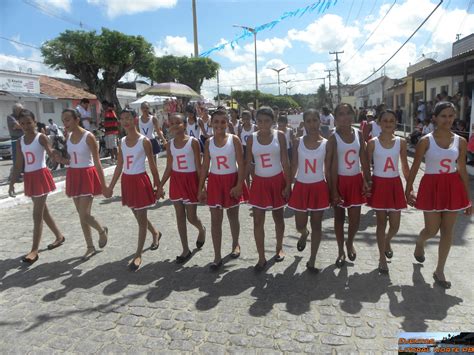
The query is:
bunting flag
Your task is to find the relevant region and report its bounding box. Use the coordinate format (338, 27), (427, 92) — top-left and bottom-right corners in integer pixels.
(200, 0), (337, 57)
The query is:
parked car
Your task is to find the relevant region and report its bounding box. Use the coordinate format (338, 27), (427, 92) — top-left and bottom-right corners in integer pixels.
(0, 140), (12, 160)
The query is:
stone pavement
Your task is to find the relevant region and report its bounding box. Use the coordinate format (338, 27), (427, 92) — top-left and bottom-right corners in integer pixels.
(0, 156), (473, 354)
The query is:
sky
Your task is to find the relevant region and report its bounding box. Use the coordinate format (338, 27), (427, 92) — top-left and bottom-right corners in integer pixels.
(0, 0), (473, 99)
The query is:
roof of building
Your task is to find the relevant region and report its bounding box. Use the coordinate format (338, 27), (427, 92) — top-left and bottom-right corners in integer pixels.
(411, 49), (474, 79)
(39, 76), (96, 100)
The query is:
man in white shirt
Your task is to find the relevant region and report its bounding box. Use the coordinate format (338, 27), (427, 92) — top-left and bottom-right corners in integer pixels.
(48, 119), (59, 136)
(320, 106), (335, 138)
(76, 98), (92, 131)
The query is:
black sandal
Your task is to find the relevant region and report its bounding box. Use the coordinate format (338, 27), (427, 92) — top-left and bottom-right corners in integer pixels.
(47, 237), (65, 250)
(150, 232), (162, 251)
(384, 250), (393, 259)
(176, 251), (192, 264)
(209, 260), (223, 271)
(297, 230), (309, 252)
(306, 262), (319, 273)
(414, 239), (425, 263)
(98, 227), (108, 249)
(196, 227), (206, 249)
(433, 273), (451, 289)
(254, 260), (267, 272)
(22, 254), (39, 264)
(129, 257), (141, 272)
(346, 242), (356, 261)
(335, 255), (346, 268)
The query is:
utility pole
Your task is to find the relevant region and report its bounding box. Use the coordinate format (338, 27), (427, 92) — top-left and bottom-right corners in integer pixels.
(325, 69), (334, 108)
(282, 79), (291, 95)
(192, 0), (199, 57)
(216, 70), (220, 106)
(329, 50), (344, 104)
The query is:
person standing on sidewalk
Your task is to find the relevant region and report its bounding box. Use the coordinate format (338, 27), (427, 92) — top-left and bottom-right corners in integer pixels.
(7, 103), (24, 187)
(405, 101), (471, 289)
(138, 102), (167, 162)
(102, 101), (119, 163)
(8, 109), (65, 264)
(76, 98), (92, 131)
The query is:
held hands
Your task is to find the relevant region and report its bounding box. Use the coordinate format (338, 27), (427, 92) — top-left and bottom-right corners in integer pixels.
(331, 191), (343, 207)
(230, 185), (242, 199)
(363, 179), (372, 198)
(405, 190), (416, 207)
(103, 186), (113, 198)
(155, 186), (165, 200)
(198, 189), (207, 204)
(282, 185), (291, 200)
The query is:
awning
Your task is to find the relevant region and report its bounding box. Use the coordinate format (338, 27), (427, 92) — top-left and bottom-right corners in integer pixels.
(0, 90), (56, 100)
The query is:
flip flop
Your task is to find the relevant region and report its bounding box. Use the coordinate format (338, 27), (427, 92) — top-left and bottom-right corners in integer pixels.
(47, 237), (65, 250)
(335, 255), (346, 268)
(384, 250), (393, 259)
(98, 227), (108, 249)
(433, 273), (451, 289)
(274, 254), (285, 262)
(129, 257), (141, 272)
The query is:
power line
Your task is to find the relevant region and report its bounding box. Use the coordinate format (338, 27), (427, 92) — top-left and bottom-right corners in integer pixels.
(456, 0), (473, 35)
(202, 77), (326, 89)
(22, 0), (95, 30)
(344, 0), (355, 26)
(342, 0), (397, 66)
(418, 0), (451, 55)
(0, 36), (41, 50)
(0, 53), (45, 64)
(353, 0), (444, 86)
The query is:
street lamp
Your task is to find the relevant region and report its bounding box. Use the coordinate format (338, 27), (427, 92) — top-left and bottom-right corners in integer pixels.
(270, 66), (287, 95)
(282, 79), (291, 95)
(287, 86), (295, 95)
(233, 24), (258, 108)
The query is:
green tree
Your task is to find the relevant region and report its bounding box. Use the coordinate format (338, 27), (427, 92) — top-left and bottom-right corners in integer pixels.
(231, 90), (298, 110)
(231, 90), (260, 109)
(315, 84), (330, 108)
(138, 55), (219, 94)
(41, 28), (154, 110)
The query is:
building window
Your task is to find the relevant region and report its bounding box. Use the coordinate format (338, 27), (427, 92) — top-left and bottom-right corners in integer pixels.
(62, 101), (70, 110)
(43, 101), (54, 114)
(440, 85), (449, 95)
(399, 93), (405, 107)
(430, 88), (436, 101)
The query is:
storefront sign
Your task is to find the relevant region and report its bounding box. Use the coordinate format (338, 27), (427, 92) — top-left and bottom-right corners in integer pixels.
(0, 72), (40, 94)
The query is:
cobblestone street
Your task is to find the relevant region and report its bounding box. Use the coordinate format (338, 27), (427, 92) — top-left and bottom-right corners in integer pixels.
(0, 157), (473, 354)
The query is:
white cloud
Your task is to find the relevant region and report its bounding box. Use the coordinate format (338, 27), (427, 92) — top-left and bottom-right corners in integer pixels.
(35, 0), (72, 12)
(0, 53), (71, 79)
(87, 0), (177, 18)
(154, 36), (200, 57)
(288, 14), (361, 54)
(243, 37), (292, 55)
(9, 35), (26, 53)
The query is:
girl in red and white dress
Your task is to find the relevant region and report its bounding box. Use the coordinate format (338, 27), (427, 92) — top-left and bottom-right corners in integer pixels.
(62, 109), (108, 260)
(406, 101), (471, 288)
(288, 109), (330, 272)
(327, 103), (371, 268)
(198, 109), (248, 270)
(158, 113), (206, 264)
(105, 108), (163, 271)
(8, 109), (65, 264)
(245, 106), (291, 271)
(366, 110), (410, 273)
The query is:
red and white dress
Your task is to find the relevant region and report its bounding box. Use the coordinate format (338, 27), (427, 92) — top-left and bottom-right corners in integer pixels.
(120, 135), (156, 210)
(207, 135), (249, 209)
(249, 130), (287, 210)
(415, 133), (471, 212)
(367, 137), (407, 211)
(335, 128), (366, 208)
(21, 133), (56, 197)
(288, 138), (330, 212)
(169, 137), (199, 204)
(66, 131), (101, 198)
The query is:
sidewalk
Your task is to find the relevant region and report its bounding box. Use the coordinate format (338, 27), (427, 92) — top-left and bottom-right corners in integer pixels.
(0, 155), (472, 353)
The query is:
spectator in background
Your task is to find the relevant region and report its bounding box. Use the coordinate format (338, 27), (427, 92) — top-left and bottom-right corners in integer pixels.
(408, 113), (423, 145)
(320, 106), (335, 138)
(7, 103), (24, 183)
(417, 100), (426, 121)
(421, 117), (434, 136)
(467, 123), (474, 166)
(48, 118), (59, 136)
(36, 121), (47, 135)
(395, 106), (403, 127)
(102, 101), (119, 163)
(76, 98), (92, 131)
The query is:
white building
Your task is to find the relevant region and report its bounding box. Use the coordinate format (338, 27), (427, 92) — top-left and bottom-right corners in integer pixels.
(353, 76), (395, 108)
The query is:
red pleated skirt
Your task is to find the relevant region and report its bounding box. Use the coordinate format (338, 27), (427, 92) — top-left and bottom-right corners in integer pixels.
(415, 173), (471, 212)
(249, 172), (287, 210)
(121, 172), (156, 210)
(288, 180), (330, 212)
(367, 175), (407, 211)
(23, 168), (56, 197)
(169, 170), (199, 204)
(207, 172), (249, 208)
(337, 173), (366, 208)
(66, 167), (102, 198)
